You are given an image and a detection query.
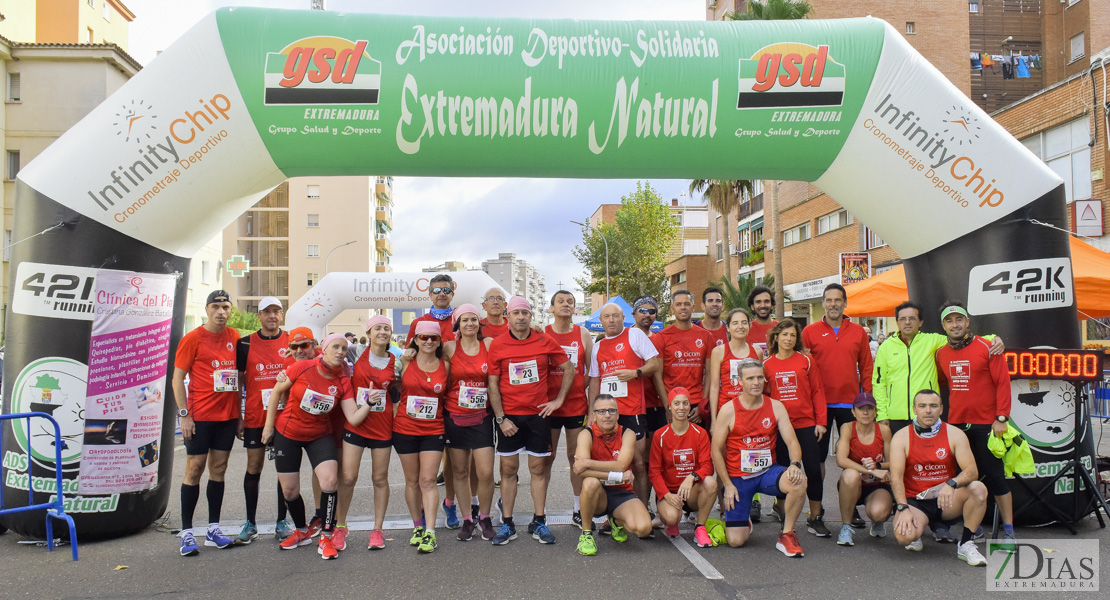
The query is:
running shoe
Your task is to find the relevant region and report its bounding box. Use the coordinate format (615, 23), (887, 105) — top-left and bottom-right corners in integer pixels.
(571, 511), (583, 529)
(776, 531), (804, 558)
(274, 519), (295, 541)
(436, 471), (445, 485)
(768, 501), (785, 523)
(409, 526), (425, 546)
(306, 515), (323, 538)
(179, 531), (200, 556)
(532, 522), (556, 544)
(996, 527), (1016, 552)
(280, 529), (313, 550)
(496, 498), (504, 523)
(837, 524), (854, 547)
(650, 511), (663, 529)
(235, 520), (258, 545)
(491, 522), (517, 546)
(850, 508), (866, 529)
(331, 526), (348, 551)
(610, 522), (628, 543)
(205, 526), (234, 549)
(683, 511), (697, 526)
(869, 521), (886, 538)
(576, 530), (597, 556)
(479, 517), (496, 541)
(418, 530), (437, 553)
(973, 526), (985, 540)
(457, 519), (476, 541)
(443, 500), (460, 529)
(905, 538), (923, 552)
(368, 529), (386, 550)
(806, 514), (831, 538)
(665, 523), (680, 539)
(494, 479), (501, 488)
(318, 535), (338, 560)
(527, 519), (540, 535)
(958, 541), (987, 566)
(933, 523), (956, 544)
(599, 519), (613, 536)
(750, 498), (762, 524)
(693, 525), (712, 547)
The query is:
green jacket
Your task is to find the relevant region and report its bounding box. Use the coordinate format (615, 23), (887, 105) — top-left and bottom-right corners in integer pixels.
(872, 332), (947, 422)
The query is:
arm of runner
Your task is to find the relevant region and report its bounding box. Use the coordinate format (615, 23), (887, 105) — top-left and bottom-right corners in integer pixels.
(538, 358), (573, 417)
(172, 367), (192, 440)
(889, 429), (916, 536)
(488, 372), (517, 437)
(874, 423), (893, 481)
(262, 375), (294, 445)
(339, 394), (374, 427)
(711, 401), (738, 510)
(807, 357), (828, 438)
(989, 350), (1012, 436)
(858, 327), (874, 393)
(835, 422), (862, 472)
(873, 348), (889, 423)
(772, 399), (805, 487)
(648, 431), (675, 506)
(706, 346), (723, 421)
(985, 334), (1004, 356)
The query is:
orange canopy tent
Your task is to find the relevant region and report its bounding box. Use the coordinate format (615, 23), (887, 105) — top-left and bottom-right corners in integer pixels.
(846, 237), (1110, 319)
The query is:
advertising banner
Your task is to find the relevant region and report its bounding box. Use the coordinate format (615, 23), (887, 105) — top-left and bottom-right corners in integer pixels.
(839, 252), (871, 286)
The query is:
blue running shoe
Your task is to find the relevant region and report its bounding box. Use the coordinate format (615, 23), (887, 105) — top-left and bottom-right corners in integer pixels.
(180, 532), (199, 556)
(205, 526), (234, 549)
(274, 519), (295, 541)
(443, 500), (460, 530)
(532, 522), (556, 544)
(491, 522), (517, 546)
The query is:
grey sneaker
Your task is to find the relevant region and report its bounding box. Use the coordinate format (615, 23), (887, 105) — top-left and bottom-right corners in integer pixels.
(958, 541), (987, 566)
(235, 520), (258, 545)
(806, 514), (831, 538)
(274, 519), (295, 541)
(905, 537), (923, 552)
(836, 524), (854, 546)
(933, 523), (956, 544)
(869, 521), (886, 538)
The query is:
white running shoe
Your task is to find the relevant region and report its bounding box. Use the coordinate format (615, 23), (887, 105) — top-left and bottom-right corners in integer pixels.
(904, 538), (923, 552)
(958, 541), (987, 566)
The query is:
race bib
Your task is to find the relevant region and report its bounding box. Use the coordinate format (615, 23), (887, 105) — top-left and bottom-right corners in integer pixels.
(261, 388), (274, 410)
(600, 376), (628, 398)
(357, 387), (386, 412)
(562, 345), (579, 367)
(739, 448), (772, 473)
(729, 359), (742, 382)
(458, 384), (488, 410)
(406, 395), (439, 420)
(299, 389), (336, 415)
(508, 360), (539, 385)
(213, 369), (238, 392)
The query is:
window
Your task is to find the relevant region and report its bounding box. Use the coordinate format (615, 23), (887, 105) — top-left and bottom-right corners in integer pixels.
(1022, 118), (1091, 203)
(1070, 33), (1085, 63)
(103, 4), (111, 21)
(865, 227), (888, 250)
(88, 27), (94, 43)
(750, 222), (764, 247)
(306, 184), (320, 198)
(307, 214), (320, 227)
(307, 272), (319, 286)
(782, 223), (810, 247)
(905, 22), (915, 35)
(6, 150), (19, 180)
(7, 73), (19, 102)
(716, 241), (723, 261)
(817, 209), (852, 235)
(88, 0), (95, 7)
(307, 244), (320, 257)
(969, 1), (979, 13)
(201, 261), (211, 285)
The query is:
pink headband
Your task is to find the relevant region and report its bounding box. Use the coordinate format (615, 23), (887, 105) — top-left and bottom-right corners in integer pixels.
(366, 315), (391, 332)
(452, 303), (480, 324)
(414, 321), (441, 337)
(320, 333), (347, 350)
(506, 296), (531, 314)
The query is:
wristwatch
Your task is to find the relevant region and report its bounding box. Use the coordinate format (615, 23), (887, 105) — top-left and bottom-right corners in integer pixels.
(691, 472), (702, 483)
(177, 408), (189, 418)
(996, 415), (1009, 423)
(946, 478), (959, 489)
(895, 503), (909, 512)
(495, 416), (505, 424)
(790, 461), (802, 469)
(635, 368), (642, 378)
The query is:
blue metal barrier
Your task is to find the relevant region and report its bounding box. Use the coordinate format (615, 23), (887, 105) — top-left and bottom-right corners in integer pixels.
(1088, 371), (1110, 420)
(0, 411), (79, 560)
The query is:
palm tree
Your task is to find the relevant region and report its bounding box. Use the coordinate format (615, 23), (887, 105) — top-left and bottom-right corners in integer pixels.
(689, 179), (754, 286)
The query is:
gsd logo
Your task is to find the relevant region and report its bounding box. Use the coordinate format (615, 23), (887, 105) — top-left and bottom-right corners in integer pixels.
(264, 37), (381, 105)
(736, 43), (844, 109)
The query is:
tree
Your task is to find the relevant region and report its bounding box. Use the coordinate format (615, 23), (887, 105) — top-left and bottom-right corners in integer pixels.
(688, 179), (753, 285)
(226, 306), (261, 337)
(574, 181), (678, 318)
(715, 274), (784, 312)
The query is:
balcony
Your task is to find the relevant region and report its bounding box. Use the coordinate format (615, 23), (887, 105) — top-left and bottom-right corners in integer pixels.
(375, 234), (393, 256)
(375, 261), (392, 273)
(740, 241), (765, 266)
(737, 193), (764, 220)
(375, 205), (393, 229)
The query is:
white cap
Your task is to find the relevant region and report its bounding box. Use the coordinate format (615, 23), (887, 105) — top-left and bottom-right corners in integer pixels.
(258, 296), (283, 311)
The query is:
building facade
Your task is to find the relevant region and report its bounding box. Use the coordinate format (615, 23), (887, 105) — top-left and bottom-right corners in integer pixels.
(481, 252), (547, 314)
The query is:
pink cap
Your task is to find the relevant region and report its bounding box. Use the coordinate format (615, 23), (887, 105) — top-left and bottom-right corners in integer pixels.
(452, 303), (480, 324)
(320, 333), (348, 351)
(414, 320), (441, 337)
(668, 387), (691, 405)
(366, 315), (392, 332)
(506, 296), (531, 315)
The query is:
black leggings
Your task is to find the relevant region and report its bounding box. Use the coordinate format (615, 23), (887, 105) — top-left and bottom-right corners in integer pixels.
(777, 425), (823, 503)
(955, 423), (1010, 497)
(273, 432), (337, 474)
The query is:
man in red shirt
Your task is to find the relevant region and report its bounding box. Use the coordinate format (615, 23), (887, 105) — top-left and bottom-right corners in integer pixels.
(488, 296), (574, 546)
(890, 390), (988, 566)
(480, 287), (509, 338)
(935, 301), (1014, 544)
(172, 290), (241, 556)
(746, 285), (778, 352)
(589, 302), (662, 504)
(234, 296), (289, 544)
(631, 296), (668, 435)
(405, 273), (457, 345)
(654, 290), (714, 426)
(650, 387), (716, 545)
(697, 287), (728, 347)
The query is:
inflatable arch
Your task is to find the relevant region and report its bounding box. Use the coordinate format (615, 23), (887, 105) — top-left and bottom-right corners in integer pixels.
(2, 8), (1090, 538)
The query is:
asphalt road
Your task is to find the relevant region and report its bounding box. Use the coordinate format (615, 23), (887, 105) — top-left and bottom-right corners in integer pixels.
(2, 427), (1109, 600)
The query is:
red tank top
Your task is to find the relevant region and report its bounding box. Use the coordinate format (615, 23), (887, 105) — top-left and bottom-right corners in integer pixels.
(596, 329), (646, 416)
(243, 331), (290, 428)
(717, 342), (760, 410)
(904, 426), (959, 497)
(725, 398), (778, 478)
(590, 423), (633, 492)
(346, 350), (396, 441)
(394, 358), (448, 436)
(446, 341), (490, 416)
(849, 422), (885, 486)
(275, 359), (354, 442)
(544, 325), (588, 417)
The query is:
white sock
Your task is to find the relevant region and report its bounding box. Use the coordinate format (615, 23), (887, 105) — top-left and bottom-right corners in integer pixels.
(471, 496), (479, 506)
(181, 528), (194, 537)
(208, 522), (220, 531)
(573, 495), (580, 511)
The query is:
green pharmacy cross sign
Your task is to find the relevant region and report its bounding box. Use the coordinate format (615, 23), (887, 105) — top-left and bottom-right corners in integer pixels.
(227, 255), (250, 277)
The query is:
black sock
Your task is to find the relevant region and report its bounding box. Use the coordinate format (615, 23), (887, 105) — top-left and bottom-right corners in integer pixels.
(533, 514), (546, 524)
(321, 491), (337, 533)
(276, 482), (288, 521)
(315, 506), (324, 522)
(504, 516), (515, 527)
(960, 527), (974, 545)
(244, 472), (261, 523)
(180, 483), (200, 532)
(206, 480), (225, 525)
(287, 495), (307, 529)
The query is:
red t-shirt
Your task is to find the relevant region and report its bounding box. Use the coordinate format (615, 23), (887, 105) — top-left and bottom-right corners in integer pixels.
(801, 317), (873, 408)
(904, 426), (959, 497)
(175, 326), (241, 422)
(649, 423), (712, 497)
(544, 325), (589, 418)
(480, 318), (509, 339)
(716, 341), (761, 411)
(489, 331), (569, 416)
(446, 342), (490, 416)
(404, 312), (456, 345)
(747, 319), (778, 349)
(275, 359), (354, 442)
(697, 321), (729, 348)
(594, 329), (649, 416)
(936, 336), (1011, 425)
(725, 398), (778, 478)
(653, 324), (713, 406)
(394, 358), (448, 436)
(590, 423), (633, 492)
(347, 351), (396, 441)
(763, 352), (827, 429)
(848, 422), (886, 486)
(238, 330), (290, 428)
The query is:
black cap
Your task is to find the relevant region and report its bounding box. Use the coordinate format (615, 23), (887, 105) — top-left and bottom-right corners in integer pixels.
(206, 290), (231, 305)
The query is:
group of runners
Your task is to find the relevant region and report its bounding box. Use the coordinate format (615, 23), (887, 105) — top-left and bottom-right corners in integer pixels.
(172, 276), (1013, 567)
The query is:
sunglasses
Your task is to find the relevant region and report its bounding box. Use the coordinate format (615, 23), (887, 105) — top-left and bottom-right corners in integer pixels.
(289, 342), (312, 350)
(594, 408), (618, 415)
(431, 287), (454, 295)
(416, 334), (441, 342)
(636, 308), (657, 315)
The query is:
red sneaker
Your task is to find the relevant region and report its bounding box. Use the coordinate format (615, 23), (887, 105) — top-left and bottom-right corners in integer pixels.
(776, 531), (804, 558)
(305, 516), (323, 538)
(318, 535), (338, 560)
(331, 526), (348, 551)
(693, 525), (712, 547)
(368, 529), (386, 550)
(665, 523), (680, 539)
(280, 529), (313, 550)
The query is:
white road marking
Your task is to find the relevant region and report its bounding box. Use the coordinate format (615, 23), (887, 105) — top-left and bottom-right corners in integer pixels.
(667, 534), (725, 580)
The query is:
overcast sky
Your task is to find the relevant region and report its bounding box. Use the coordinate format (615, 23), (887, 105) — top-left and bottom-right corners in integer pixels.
(124, 0), (709, 301)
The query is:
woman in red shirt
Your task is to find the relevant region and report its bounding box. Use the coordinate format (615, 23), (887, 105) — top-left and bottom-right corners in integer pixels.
(763, 319), (829, 537)
(707, 307), (764, 423)
(396, 320), (450, 554)
(335, 316), (397, 551)
(262, 333), (374, 560)
(443, 304), (496, 542)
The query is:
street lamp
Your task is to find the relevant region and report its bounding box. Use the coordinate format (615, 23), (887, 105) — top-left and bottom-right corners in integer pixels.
(324, 240), (357, 274)
(570, 220), (609, 300)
